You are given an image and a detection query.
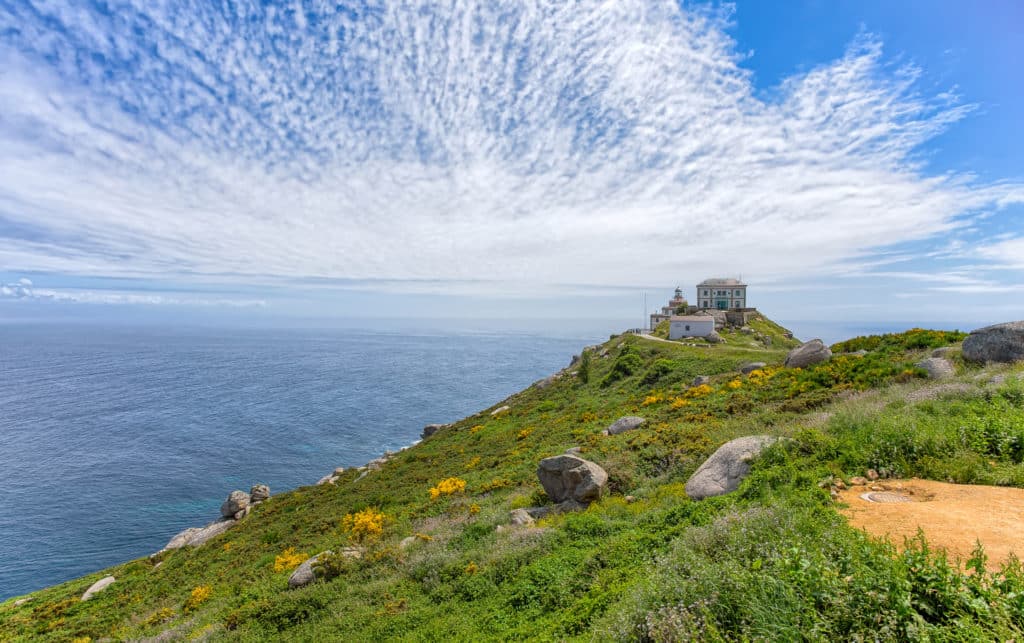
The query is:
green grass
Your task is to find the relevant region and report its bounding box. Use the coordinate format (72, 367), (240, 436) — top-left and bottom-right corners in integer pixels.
(3, 322), (1024, 641)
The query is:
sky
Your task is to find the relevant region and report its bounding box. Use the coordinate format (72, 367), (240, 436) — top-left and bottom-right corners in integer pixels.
(1, 0), (1022, 329)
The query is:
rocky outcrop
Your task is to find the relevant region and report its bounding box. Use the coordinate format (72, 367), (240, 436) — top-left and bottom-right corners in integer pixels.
(250, 484), (270, 503)
(604, 416), (645, 436)
(692, 375), (710, 387)
(317, 467), (346, 485)
(917, 357), (955, 379)
(81, 576), (115, 601)
(422, 424), (445, 439)
(739, 362), (766, 375)
(220, 491), (250, 519)
(705, 331), (723, 344)
(685, 435), (778, 500)
(536, 455), (607, 505)
(785, 339), (832, 369)
(931, 346), (956, 358)
(288, 552), (330, 589)
(962, 322), (1024, 364)
(490, 405), (511, 416)
(163, 518), (236, 551)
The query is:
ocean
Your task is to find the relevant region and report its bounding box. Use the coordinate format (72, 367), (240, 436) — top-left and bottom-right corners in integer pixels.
(0, 317), (980, 600)
(0, 322), (605, 600)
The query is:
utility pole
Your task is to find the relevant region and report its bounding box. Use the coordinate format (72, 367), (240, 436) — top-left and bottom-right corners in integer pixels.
(643, 292), (647, 332)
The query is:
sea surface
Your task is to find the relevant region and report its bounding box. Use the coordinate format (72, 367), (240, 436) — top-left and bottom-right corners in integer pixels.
(0, 323), (605, 600)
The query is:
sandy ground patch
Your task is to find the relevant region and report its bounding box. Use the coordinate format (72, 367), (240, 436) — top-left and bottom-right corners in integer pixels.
(838, 478), (1024, 570)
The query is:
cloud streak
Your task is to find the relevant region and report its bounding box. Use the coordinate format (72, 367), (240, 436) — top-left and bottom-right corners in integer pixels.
(0, 1), (1020, 295)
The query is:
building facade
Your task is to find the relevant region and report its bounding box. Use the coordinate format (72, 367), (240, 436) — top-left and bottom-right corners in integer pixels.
(669, 315), (715, 339)
(697, 278), (746, 310)
(649, 286), (688, 330)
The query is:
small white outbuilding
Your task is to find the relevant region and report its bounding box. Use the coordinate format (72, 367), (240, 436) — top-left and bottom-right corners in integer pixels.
(669, 315), (715, 339)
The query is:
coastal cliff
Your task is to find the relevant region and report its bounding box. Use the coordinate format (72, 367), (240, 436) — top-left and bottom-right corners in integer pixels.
(3, 317), (1024, 641)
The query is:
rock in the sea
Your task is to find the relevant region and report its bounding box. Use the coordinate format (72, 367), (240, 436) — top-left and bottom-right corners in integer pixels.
(422, 424), (445, 439)
(605, 416), (645, 436)
(962, 321), (1024, 364)
(739, 362), (766, 375)
(685, 435), (779, 500)
(692, 375), (710, 387)
(509, 508), (536, 526)
(81, 576), (115, 601)
(784, 339), (832, 369)
(250, 484), (270, 503)
(916, 357), (955, 379)
(220, 490), (250, 519)
(536, 455), (608, 504)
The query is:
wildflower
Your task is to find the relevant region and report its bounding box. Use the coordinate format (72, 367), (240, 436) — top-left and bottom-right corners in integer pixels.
(464, 561), (478, 575)
(469, 503), (481, 514)
(670, 397), (691, 409)
(185, 585), (212, 611)
(341, 507), (387, 543)
(727, 379), (742, 390)
(517, 428), (534, 440)
(272, 548), (306, 572)
(641, 394), (664, 406)
(686, 384), (714, 398)
(429, 477), (467, 500)
(470, 424), (484, 434)
(465, 455), (481, 470)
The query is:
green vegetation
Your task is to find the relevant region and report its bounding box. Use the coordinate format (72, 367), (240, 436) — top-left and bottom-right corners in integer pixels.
(3, 321), (1024, 641)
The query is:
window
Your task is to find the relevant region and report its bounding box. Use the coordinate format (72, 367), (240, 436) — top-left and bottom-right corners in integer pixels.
(702, 290), (709, 296)
(685, 325), (690, 331)
(735, 290), (741, 296)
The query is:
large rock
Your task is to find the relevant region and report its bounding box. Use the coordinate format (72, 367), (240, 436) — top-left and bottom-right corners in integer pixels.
(916, 357), (955, 380)
(705, 331), (723, 344)
(509, 508), (535, 526)
(784, 339), (832, 369)
(81, 576), (115, 601)
(250, 484), (270, 503)
(692, 375), (710, 387)
(220, 490), (250, 519)
(536, 455), (607, 504)
(605, 416), (646, 436)
(962, 322), (1024, 364)
(422, 424), (445, 439)
(288, 552), (331, 589)
(162, 518), (236, 551)
(739, 362), (766, 375)
(685, 435), (778, 500)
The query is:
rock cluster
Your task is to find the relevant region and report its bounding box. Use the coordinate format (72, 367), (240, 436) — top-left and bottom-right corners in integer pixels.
(784, 339), (832, 369)
(963, 321), (1024, 364)
(685, 436), (779, 500)
(159, 485), (270, 555)
(317, 467), (347, 486)
(692, 375), (710, 386)
(421, 423), (446, 439)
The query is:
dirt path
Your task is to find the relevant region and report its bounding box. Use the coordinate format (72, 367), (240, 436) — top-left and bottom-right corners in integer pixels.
(838, 479), (1024, 570)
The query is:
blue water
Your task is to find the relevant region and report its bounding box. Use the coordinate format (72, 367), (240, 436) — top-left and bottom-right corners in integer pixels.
(0, 323), (602, 600)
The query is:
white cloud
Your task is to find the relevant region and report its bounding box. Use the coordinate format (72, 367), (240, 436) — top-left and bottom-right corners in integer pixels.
(0, 1), (1020, 296)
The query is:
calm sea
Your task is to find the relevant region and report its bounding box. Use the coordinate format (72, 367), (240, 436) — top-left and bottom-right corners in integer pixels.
(0, 323), (606, 600)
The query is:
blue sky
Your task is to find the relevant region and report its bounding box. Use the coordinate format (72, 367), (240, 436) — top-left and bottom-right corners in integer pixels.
(0, 0), (1021, 328)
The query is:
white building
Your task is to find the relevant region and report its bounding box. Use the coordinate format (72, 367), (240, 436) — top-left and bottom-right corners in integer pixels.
(669, 315), (715, 339)
(649, 286), (688, 330)
(697, 278), (747, 310)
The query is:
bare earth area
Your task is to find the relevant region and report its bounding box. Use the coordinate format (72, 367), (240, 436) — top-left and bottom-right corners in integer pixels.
(839, 479), (1024, 570)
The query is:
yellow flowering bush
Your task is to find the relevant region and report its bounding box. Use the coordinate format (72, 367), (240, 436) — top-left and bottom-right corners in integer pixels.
(429, 477), (467, 500)
(641, 393), (664, 406)
(517, 428), (534, 440)
(686, 384), (714, 398)
(469, 424), (484, 433)
(464, 561), (478, 575)
(469, 503), (481, 514)
(185, 585), (212, 612)
(727, 379), (743, 390)
(465, 455), (481, 470)
(670, 397), (691, 409)
(272, 547), (306, 572)
(341, 507), (387, 543)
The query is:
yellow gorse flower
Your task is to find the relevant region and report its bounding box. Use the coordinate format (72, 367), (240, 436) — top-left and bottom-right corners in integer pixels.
(341, 507), (387, 543)
(429, 477), (467, 500)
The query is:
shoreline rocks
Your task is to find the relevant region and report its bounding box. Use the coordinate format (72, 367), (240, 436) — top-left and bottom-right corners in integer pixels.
(220, 490), (250, 519)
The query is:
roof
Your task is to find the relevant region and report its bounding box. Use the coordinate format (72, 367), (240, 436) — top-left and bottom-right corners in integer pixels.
(697, 278), (746, 286)
(670, 315), (715, 322)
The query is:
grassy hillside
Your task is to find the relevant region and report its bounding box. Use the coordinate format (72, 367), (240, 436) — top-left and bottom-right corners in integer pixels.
(4, 322), (1024, 641)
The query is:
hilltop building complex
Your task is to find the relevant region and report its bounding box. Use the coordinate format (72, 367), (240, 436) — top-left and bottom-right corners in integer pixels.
(649, 278), (757, 339)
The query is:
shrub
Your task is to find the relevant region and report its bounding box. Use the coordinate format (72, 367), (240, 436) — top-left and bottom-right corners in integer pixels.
(272, 548), (306, 573)
(578, 350), (592, 384)
(429, 477), (467, 500)
(602, 346), (644, 387)
(341, 507), (387, 543)
(184, 585), (212, 612)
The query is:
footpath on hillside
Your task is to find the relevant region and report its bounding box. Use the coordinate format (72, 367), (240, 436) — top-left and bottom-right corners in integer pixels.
(838, 478), (1024, 570)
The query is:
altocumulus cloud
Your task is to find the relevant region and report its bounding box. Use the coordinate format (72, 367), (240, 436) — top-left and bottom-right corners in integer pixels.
(0, 1), (1020, 293)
